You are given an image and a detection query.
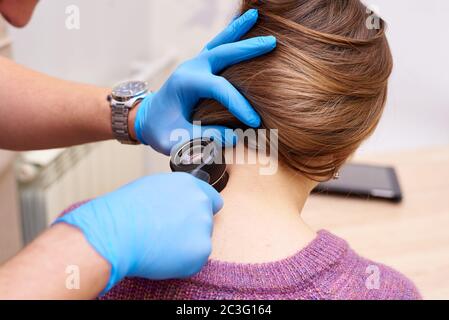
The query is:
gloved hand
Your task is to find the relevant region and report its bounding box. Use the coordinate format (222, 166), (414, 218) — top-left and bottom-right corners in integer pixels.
(55, 173), (223, 295)
(134, 9), (277, 155)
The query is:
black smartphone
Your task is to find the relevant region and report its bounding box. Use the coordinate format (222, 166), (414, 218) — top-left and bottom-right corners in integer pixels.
(313, 163), (403, 203)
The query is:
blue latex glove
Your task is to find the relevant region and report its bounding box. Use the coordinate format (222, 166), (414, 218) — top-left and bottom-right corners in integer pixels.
(55, 173), (223, 294)
(135, 9), (277, 156)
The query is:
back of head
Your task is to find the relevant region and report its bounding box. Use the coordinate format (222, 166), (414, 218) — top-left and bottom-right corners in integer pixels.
(194, 0), (393, 181)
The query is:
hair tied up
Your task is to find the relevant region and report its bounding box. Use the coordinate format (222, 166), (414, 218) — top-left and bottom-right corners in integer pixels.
(195, 0), (393, 181)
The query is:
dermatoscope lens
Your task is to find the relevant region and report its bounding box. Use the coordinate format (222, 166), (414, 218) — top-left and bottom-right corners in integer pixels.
(170, 138), (229, 192)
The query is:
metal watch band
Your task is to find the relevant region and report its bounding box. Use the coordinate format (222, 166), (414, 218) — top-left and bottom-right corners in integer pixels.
(111, 102), (140, 145)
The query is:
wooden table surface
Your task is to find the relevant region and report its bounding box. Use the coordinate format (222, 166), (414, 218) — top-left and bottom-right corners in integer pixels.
(303, 146), (449, 300)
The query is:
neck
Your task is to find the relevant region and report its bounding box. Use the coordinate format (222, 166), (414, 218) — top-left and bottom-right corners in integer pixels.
(210, 149), (318, 263)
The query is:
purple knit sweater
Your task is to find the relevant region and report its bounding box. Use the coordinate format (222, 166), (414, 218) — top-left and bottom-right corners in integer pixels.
(101, 231), (421, 300)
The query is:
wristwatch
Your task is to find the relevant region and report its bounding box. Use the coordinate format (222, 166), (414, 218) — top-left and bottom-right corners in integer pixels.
(109, 80), (149, 145)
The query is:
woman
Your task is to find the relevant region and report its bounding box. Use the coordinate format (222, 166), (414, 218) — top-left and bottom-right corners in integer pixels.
(101, 0), (421, 300)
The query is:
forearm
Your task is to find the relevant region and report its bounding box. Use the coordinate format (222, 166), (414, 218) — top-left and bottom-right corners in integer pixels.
(0, 56), (125, 150)
(0, 224), (110, 300)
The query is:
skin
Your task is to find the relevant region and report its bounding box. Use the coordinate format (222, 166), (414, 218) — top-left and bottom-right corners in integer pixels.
(0, 56), (140, 150)
(0, 224), (110, 300)
(210, 145), (319, 263)
(0, 1), (138, 299)
(0, 147), (319, 300)
(0, 1), (141, 151)
(0, 2), (288, 300)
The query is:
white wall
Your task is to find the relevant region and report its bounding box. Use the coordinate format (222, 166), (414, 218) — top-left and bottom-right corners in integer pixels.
(360, 0), (449, 152)
(149, 0), (237, 63)
(10, 0), (152, 86)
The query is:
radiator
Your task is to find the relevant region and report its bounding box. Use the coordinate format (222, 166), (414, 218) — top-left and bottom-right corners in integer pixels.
(17, 142), (148, 244)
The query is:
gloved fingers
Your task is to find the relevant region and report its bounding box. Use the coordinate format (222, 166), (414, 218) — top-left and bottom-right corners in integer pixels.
(133, 94), (153, 145)
(191, 124), (238, 148)
(206, 75), (261, 127)
(205, 9), (259, 51)
(164, 120), (237, 157)
(193, 178), (224, 214)
(208, 36), (277, 74)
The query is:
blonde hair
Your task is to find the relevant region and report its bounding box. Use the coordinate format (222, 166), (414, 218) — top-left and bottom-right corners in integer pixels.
(194, 0), (393, 181)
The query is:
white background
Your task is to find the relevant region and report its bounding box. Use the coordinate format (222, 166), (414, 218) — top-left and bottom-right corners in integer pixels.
(9, 0), (449, 154)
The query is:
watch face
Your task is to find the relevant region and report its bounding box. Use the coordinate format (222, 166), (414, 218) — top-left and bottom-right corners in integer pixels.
(112, 81), (148, 101)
